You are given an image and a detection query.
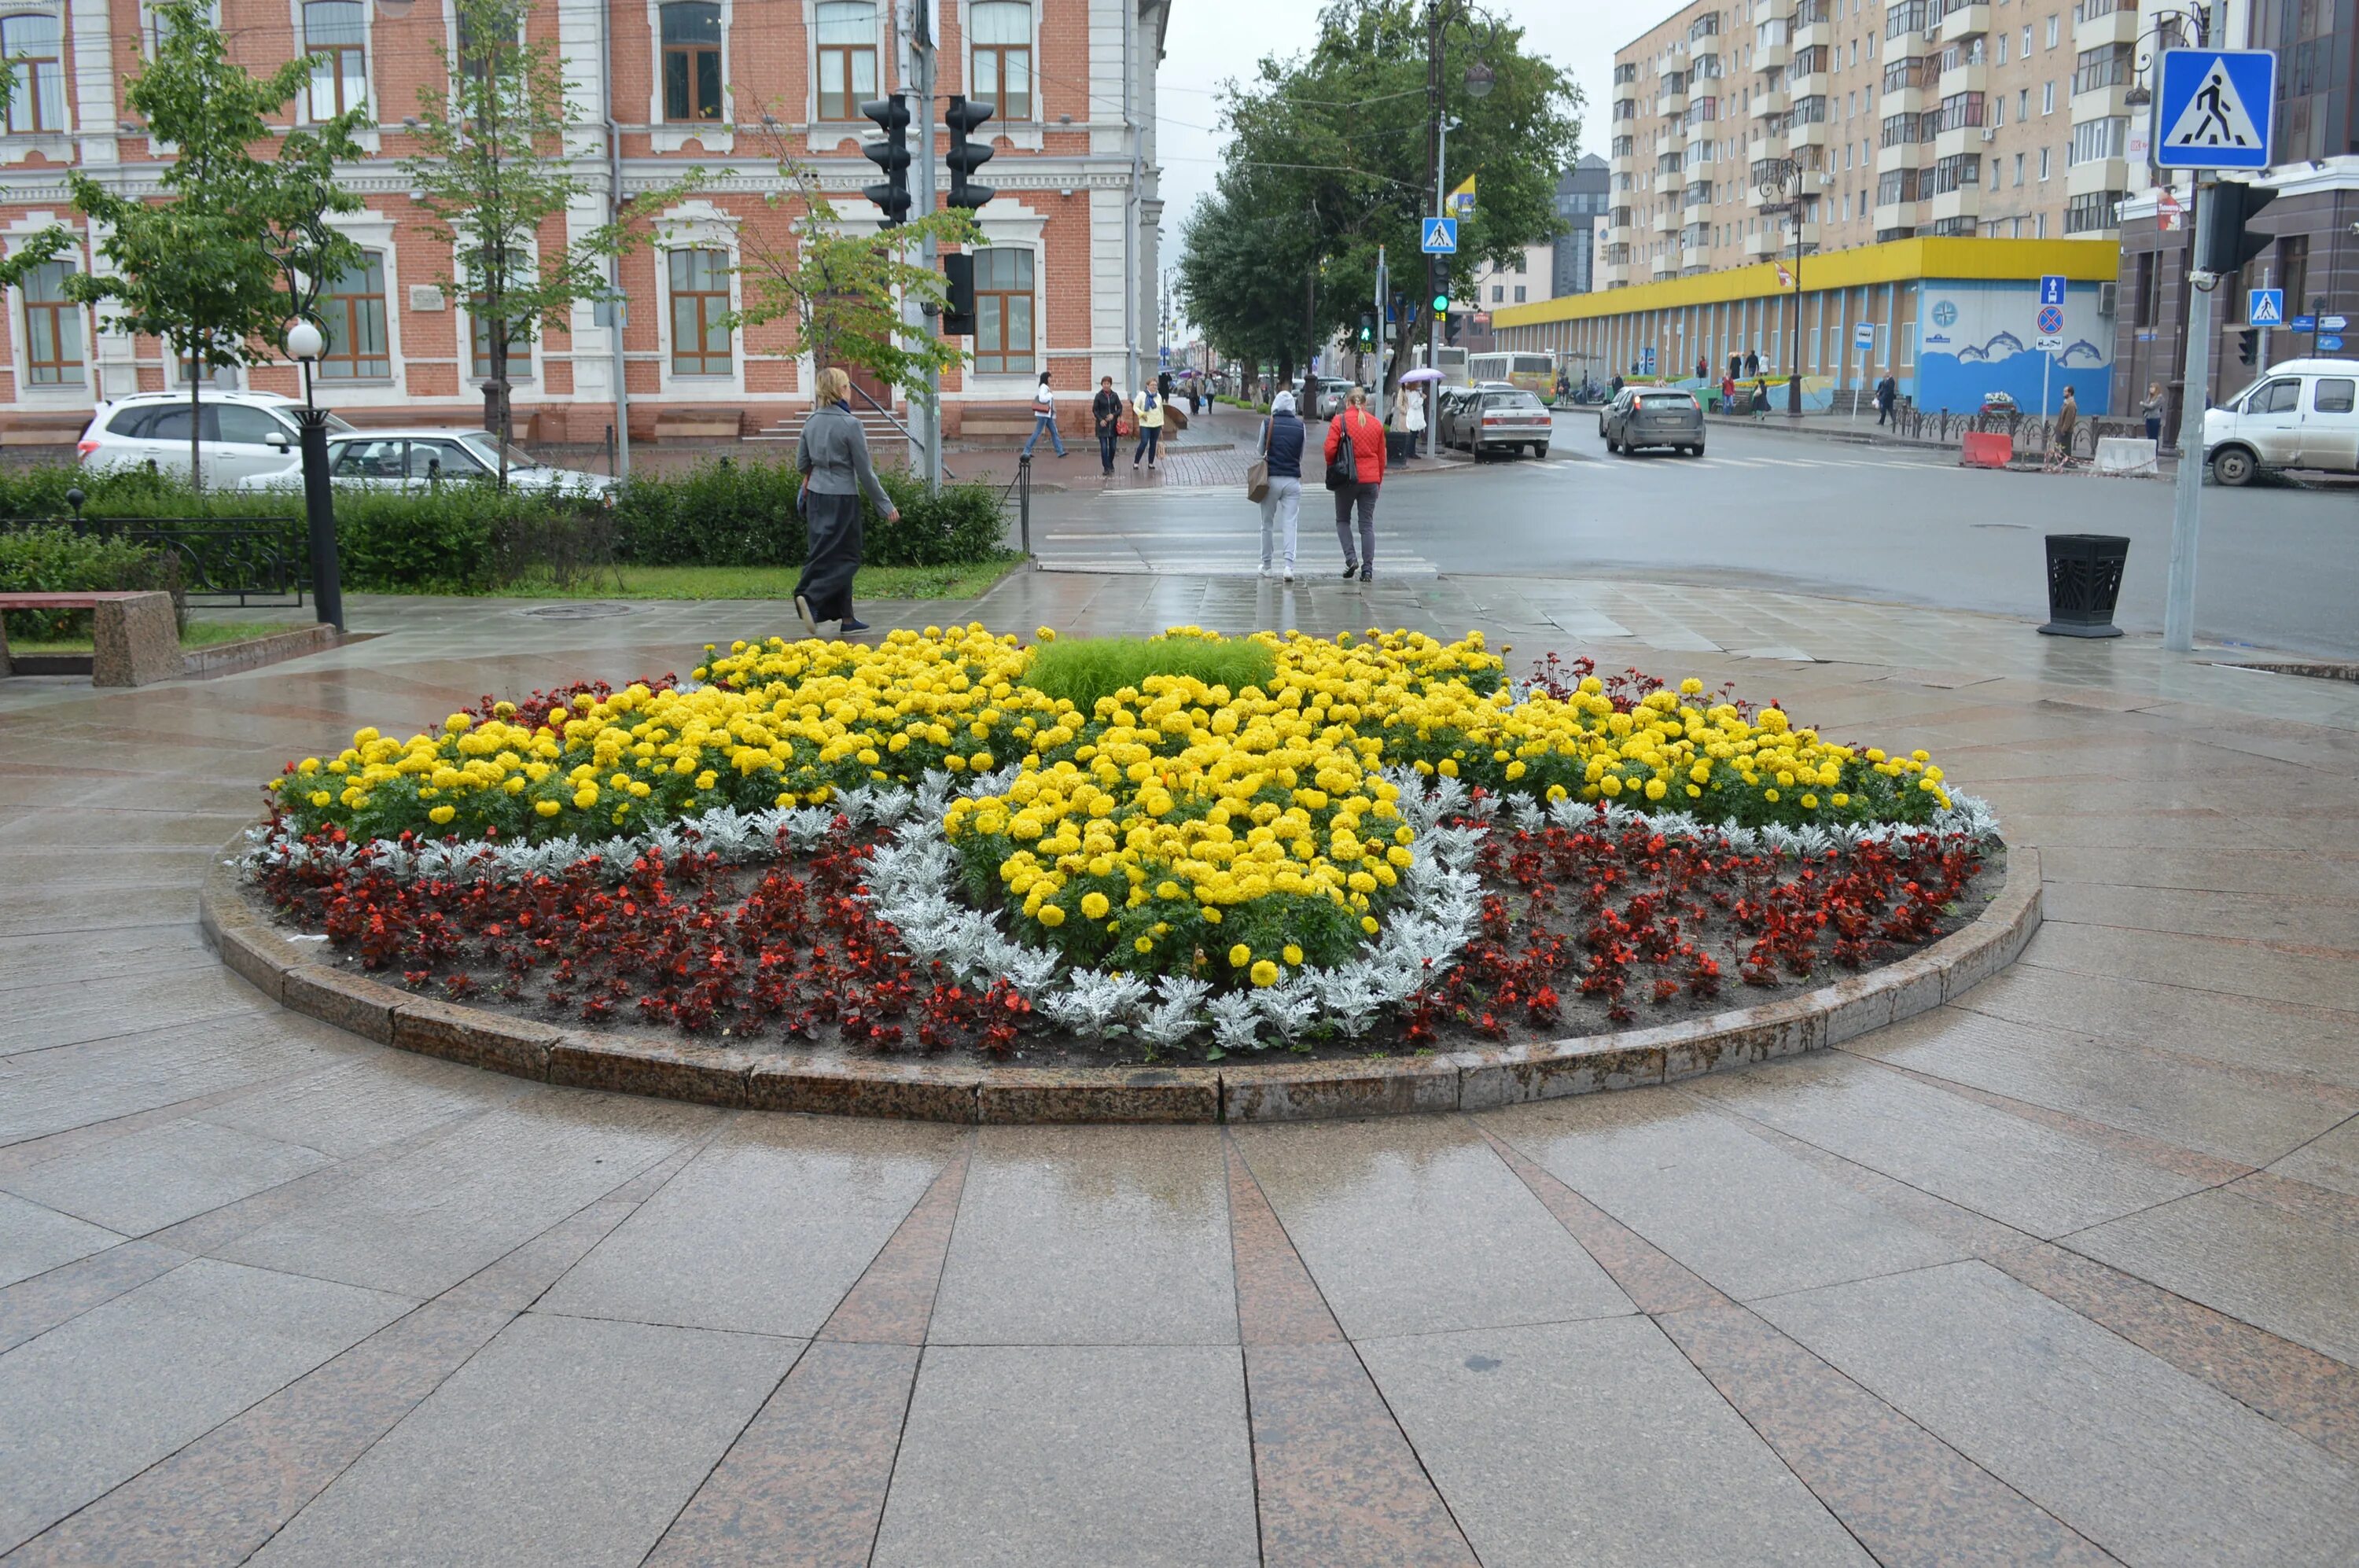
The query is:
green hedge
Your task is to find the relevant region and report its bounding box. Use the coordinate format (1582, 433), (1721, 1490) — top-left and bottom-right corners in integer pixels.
(0, 457), (1008, 594)
(0, 525), (186, 641)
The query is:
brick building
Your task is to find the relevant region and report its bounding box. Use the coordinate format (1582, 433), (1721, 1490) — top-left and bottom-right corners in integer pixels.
(0, 0), (1170, 446)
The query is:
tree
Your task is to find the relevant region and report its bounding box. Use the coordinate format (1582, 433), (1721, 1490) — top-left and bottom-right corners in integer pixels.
(732, 135), (981, 410)
(1177, 184), (1323, 390)
(405, 0), (683, 484)
(65, 0), (366, 488)
(1193, 0), (1579, 394)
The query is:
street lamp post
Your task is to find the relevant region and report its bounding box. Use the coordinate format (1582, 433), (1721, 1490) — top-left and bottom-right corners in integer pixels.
(1755, 156), (1805, 415)
(283, 320), (344, 632)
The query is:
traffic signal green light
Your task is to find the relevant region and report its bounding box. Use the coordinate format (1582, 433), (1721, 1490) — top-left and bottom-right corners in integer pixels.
(1357, 311), (1375, 345)
(1430, 291), (1449, 314)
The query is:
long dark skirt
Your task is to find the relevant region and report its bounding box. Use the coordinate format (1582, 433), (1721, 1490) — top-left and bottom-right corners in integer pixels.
(796, 489), (863, 624)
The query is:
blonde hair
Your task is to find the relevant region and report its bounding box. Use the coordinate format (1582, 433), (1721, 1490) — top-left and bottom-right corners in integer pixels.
(1345, 385), (1369, 407)
(815, 366), (852, 403)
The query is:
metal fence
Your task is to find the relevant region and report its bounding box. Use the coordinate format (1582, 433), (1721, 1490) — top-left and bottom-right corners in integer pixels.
(4, 514), (306, 607)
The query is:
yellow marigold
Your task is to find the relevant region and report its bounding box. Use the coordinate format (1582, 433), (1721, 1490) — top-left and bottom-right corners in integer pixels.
(1249, 959), (1280, 987)
(1038, 904), (1066, 927)
(1229, 943), (1251, 967)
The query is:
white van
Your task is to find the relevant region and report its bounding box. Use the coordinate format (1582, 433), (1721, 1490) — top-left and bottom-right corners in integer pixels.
(2203, 358), (2359, 486)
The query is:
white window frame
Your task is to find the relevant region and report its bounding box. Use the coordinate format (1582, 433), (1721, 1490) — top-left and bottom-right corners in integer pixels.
(7, 226), (89, 403)
(653, 198), (745, 397)
(804, 0), (885, 139)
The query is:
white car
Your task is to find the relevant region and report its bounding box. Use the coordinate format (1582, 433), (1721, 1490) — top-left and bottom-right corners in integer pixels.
(235, 429), (616, 496)
(2203, 358), (2359, 486)
(76, 390), (354, 487)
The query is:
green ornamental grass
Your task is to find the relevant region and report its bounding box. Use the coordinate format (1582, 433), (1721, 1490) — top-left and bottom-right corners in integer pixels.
(1020, 635), (1279, 717)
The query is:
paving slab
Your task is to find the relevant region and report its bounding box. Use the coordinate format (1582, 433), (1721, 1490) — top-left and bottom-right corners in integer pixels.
(0, 1190), (124, 1290)
(1, 1117), (333, 1237)
(1358, 1315), (1872, 1567)
(1232, 1114), (1631, 1338)
(927, 1124), (1236, 1345)
(248, 1311), (797, 1568)
(538, 1115), (958, 1337)
(0, 1257), (410, 1554)
(871, 1344), (1258, 1568)
(1758, 1260), (2359, 1566)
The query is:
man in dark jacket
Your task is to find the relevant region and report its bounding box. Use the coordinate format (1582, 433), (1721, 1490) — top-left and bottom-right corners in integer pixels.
(1875, 373), (1898, 426)
(1091, 376), (1124, 475)
(1743, 348), (1760, 379)
(1257, 390), (1306, 582)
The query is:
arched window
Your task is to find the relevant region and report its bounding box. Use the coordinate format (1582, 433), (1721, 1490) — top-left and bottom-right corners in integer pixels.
(814, 0), (875, 122)
(317, 255), (389, 380)
(668, 248), (731, 375)
(2, 13), (64, 133)
(20, 259), (82, 385)
(969, 1), (1030, 121)
(970, 248), (1032, 374)
(661, 2), (721, 122)
(302, 0), (367, 120)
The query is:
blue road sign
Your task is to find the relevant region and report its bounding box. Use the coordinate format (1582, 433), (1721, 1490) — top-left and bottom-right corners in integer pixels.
(2321, 335), (2346, 352)
(2038, 275), (2066, 309)
(2289, 315), (2317, 331)
(2037, 304), (2065, 336)
(1853, 320), (1875, 352)
(2155, 50), (2275, 170)
(1420, 216), (1458, 253)
(2247, 289), (2284, 326)
(2324, 315), (2350, 331)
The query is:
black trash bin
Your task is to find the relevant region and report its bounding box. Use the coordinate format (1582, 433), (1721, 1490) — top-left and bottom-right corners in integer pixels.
(2038, 533), (2129, 638)
(1386, 429), (1420, 463)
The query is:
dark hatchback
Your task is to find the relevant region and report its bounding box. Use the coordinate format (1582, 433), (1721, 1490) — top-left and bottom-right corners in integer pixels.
(1600, 388), (1707, 457)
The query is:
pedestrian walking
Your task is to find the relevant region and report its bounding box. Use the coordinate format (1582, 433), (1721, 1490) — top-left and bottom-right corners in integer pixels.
(1131, 382), (1165, 469)
(1257, 390), (1305, 582)
(1323, 385), (1386, 582)
(1875, 371), (1897, 428)
(2141, 381), (2164, 445)
(1020, 370), (1066, 459)
(1720, 372), (1736, 414)
(1610, 372), (1625, 399)
(1091, 375), (1123, 474)
(793, 366), (898, 639)
(1743, 348), (1760, 379)
(1750, 377), (1770, 419)
(1695, 355), (1709, 383)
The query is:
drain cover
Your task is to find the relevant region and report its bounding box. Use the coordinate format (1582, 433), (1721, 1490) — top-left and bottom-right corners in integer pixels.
(520, 602), (635, 619)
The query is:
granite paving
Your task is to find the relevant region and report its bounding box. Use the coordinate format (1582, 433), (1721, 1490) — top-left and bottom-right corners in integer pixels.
(2, 573), (2357, 1562)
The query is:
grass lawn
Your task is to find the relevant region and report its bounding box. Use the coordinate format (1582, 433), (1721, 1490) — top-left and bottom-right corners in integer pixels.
(7, 619), (297, 655)
(485, 554), (1028, 603)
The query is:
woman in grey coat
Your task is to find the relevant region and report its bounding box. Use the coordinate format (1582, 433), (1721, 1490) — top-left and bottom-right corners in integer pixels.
(794, 366), (900, 637)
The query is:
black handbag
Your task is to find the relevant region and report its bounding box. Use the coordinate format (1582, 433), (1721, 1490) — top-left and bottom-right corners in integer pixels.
(1324, 414), (1358, 493)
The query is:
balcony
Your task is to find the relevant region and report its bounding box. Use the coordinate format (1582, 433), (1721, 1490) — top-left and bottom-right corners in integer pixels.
(1744, 228), (1785, 259)
(1934, 123), (1991, 159)
(1652, 206), (1680, 234)
(1603, 223), (1634, 250)
(1875, 140), (1920, 174)
(2074, 0), (2139, 46)
(1929, 184), (1981, 223)
(1658, 85), (1687, 117)
(1755, 37), (1790, 71)
(1787, 117), (1829, 153)
(2067, 154), (2127, 196)
(1872, 199), (1921, 231)
(1683, 180), (1713, 209)
(1937, 1), (1990, 40)
(1687, 116), (1717, 153)
(1788, 70), (1830, 102)
(1755, 84), (1790, 119)
(1938, 61), (1988, 98)
(1651, 252), (1680, 279)
(1599, 260), (1631, 288)
(2070, 83), (2130, 123)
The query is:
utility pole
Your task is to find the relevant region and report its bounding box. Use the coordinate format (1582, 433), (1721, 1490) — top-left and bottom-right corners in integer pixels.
(1426, 0), (1444, 458)
(2165, 182), (2212, 653)
(913, 20), (941, 492)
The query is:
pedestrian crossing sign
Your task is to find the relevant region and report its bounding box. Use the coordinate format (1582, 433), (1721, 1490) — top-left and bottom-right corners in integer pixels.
(2154, 50), (2274, 170)
(1421, 217), (1459, 254)
(2247, 289), (2284, 326)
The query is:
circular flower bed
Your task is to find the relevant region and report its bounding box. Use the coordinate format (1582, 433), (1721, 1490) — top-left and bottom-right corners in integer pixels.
(245, 628), (1999, 1061)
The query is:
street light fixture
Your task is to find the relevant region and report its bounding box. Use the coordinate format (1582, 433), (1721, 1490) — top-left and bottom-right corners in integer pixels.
(283, 319), (344, 631)
(1463, 60), (1495, 98)
(1756, 155), (1806, 416)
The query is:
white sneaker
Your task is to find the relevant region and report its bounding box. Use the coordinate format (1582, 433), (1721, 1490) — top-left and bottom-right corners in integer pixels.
(1283, 570), (1294, 583)
(1258, 566), (1274, 579)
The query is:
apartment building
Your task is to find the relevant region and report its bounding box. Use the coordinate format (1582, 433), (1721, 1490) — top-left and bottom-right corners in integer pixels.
(1602, 0), (2157, 293)
(0, 0), (1169, 444)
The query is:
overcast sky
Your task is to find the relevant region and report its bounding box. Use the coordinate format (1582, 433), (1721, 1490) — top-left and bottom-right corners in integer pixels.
(1153, 0), (1621, 331)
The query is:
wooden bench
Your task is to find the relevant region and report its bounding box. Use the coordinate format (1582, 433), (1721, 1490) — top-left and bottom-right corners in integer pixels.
(0, 591), (181, 686)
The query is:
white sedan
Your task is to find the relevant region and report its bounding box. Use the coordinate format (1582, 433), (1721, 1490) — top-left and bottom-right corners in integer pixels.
(236, 429), (616, 495)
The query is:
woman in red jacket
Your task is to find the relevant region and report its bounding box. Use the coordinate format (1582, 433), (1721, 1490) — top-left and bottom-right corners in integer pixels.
(1323, 385), (1386, 581)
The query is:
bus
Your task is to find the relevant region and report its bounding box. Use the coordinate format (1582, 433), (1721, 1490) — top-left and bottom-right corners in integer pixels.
(1468, 351), (1559, 401)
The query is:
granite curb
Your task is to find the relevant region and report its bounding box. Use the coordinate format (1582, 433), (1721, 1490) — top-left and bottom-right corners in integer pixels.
(201, 838), (2041, 1124)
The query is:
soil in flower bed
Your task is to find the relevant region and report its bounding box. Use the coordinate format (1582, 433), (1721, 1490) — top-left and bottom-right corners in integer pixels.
(250, 816), (1997, 1068)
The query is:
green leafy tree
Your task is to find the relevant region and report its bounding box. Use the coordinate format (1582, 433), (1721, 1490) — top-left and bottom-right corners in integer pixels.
(1193, 0), (1580, 393)
(1177, 183), (1323, 391)
(732, 142), (981, 408)
(64, 0), (366, 488)
(405, 0), (686, 484)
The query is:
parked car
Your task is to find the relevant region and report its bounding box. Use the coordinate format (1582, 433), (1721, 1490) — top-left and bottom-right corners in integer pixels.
(76, 390), (355, 488)
(1448, 386), (1554, 459)
(2203, 358), (2359, 486)
(1602, 387), (1706, 456)
(1312, 377), (1357, 419)
(1436, 381), (1516, 451)
(1978, 391), (2019, 417)
(234, 429), (616, 496)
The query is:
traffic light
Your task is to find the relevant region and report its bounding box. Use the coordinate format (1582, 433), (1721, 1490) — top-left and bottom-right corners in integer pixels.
(859, 95), (911, 226)
(1444, 311), (1463, 345)
(2236, 328), (2260, 366)
(1430, 290), (1450, 315)
(944, 96), (996, 211)
(1356, 311), (1375, 348)
(941, 252), (976, 337)
(2193, 179), (2276, 277)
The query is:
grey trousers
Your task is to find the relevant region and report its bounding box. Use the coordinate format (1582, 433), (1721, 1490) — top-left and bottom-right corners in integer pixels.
(1334, 483), (1378, 569)
(1258, 476), (1301, 570)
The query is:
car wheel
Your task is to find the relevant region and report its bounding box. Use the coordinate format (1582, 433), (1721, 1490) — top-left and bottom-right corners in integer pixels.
(1533, 445), (1549, 460)
(1605, 432), (1619, 453)
(2210, 446), (2257, 487)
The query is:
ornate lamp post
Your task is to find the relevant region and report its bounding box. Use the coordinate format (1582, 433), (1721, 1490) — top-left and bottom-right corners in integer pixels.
(283, 319), (343, 631)
(1755, 155), (1806, 415)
